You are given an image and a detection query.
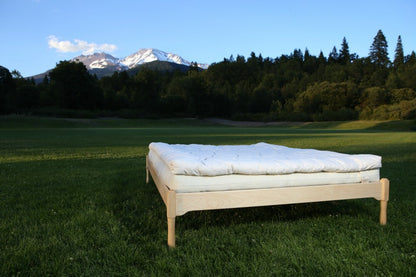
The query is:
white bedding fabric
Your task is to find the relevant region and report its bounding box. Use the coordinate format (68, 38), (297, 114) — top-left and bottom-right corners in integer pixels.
(149, 142), (381, 176)
(148, 150), (380, 193)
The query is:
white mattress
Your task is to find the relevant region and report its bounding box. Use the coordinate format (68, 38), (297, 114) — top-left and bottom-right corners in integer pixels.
(149, 142), (381, 176)
(148, 143), (381, 193)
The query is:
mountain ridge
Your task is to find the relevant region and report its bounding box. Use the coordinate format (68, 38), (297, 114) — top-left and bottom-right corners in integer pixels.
(30, 48), (208, 81)
(71, 48), (208, 71)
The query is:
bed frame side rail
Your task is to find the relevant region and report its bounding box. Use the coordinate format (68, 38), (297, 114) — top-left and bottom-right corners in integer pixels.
(175, 179), (389, 217)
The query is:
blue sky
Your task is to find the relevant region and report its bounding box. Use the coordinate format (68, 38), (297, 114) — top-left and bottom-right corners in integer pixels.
(1, 0), (415, 77)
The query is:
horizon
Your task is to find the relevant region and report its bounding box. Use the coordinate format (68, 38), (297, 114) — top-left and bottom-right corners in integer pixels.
(1, 0), (415, 77)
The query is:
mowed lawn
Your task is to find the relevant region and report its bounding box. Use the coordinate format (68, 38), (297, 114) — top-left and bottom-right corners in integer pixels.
(0, 116), (415, 276)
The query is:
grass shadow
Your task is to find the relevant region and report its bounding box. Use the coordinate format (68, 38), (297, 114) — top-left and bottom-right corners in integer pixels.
(364, 120), (416, 131)
(177, 199), (374, 232)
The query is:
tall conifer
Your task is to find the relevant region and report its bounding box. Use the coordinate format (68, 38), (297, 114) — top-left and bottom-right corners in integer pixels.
(328, 46), (338, 63)
(369, 30), (389, 67)
(394, 35), (404, 68)
(339, 37), (351, 64)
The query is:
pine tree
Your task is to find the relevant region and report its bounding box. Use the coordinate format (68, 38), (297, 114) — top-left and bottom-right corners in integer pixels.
(188, 62), (199, 73)
(0, 66), (15, 113)
(405, 51), (416, 64)
(339, 37), (351, 64)
(393, 35), (404, 68)
(42, 75), (49, 85)
(369, 30), (390, 67)
(292, 49), (303, 62)
(304, 48), (310, 60)
(318, 51), (326, 64)
(328, 46), (338, 63)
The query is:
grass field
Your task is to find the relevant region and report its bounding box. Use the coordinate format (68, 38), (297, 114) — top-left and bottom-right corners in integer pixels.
(1, 116), (415, 276)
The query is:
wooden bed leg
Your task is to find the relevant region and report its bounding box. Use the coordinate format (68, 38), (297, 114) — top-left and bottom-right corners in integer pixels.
(146, 167), (149, 184)
(380, 201), (387, 225)
(166, 190), (177, 248)
(380, 178), (389, 225)
(167, 217), (176, 248)
(146, 156), (149, 184)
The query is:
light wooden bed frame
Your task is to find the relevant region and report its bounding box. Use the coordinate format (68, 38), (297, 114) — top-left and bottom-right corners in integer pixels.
(146, 156), (389, 248)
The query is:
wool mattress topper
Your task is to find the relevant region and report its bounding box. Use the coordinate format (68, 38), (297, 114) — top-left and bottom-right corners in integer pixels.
(148, 142), (381, 177)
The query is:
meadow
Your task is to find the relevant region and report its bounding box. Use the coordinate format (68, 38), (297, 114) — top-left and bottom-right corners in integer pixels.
(0, 116), (415, 276)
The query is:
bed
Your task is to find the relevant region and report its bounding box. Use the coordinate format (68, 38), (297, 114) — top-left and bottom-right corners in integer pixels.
(146, 142), (389, 247)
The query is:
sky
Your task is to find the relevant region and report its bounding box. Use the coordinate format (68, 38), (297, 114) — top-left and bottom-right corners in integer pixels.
(1, 0), (415, 77)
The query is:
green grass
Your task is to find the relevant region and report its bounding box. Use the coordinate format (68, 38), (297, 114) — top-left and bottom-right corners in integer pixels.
(1, 116), (415, 276)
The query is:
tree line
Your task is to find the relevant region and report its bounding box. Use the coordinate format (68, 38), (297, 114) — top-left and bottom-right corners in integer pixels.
(1, 30), (415, 121)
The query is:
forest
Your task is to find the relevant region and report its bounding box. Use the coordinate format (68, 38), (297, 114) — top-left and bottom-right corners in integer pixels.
(1, 30), (415, 121)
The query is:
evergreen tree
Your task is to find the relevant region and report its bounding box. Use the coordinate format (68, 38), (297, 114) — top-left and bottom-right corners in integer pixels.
(11, 70), (23, 79)
(405, 51), (416, 64)
(339, 37), (351, 64)
(401, 51), (416, 89)
(304, 48), (310, 60)
(328, 46), (338, 63)
(292, 49), (303, 62)
(369, 30), (390, 67)
(188, 62), (199, 73)
(393, 35), (404, 68)
(0, 66), (15, 113)
(49, 61), (102, 109)
(318, 51), (327, 64)
(42, 75), (49, 85)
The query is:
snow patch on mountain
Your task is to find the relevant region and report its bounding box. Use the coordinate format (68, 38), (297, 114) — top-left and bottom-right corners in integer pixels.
(71, 53), (127, 70)
(120, 48), (206, 68)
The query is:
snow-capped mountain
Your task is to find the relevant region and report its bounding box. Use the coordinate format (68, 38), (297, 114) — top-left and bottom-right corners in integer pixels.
(27, 48), (209, 81)
(71, 48), (208, 71)
(122, 48), (189, 68)
(71, 53), (127, 70)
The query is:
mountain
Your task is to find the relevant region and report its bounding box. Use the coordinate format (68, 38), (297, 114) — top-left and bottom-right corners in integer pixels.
(31, 48), (208, 81)
(72, 48), (208, 72)
(127, 60), (192, 76)
(71, 52), (127, 71)
(121, 48), (205, 68)
(30, 48), (209, 81)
